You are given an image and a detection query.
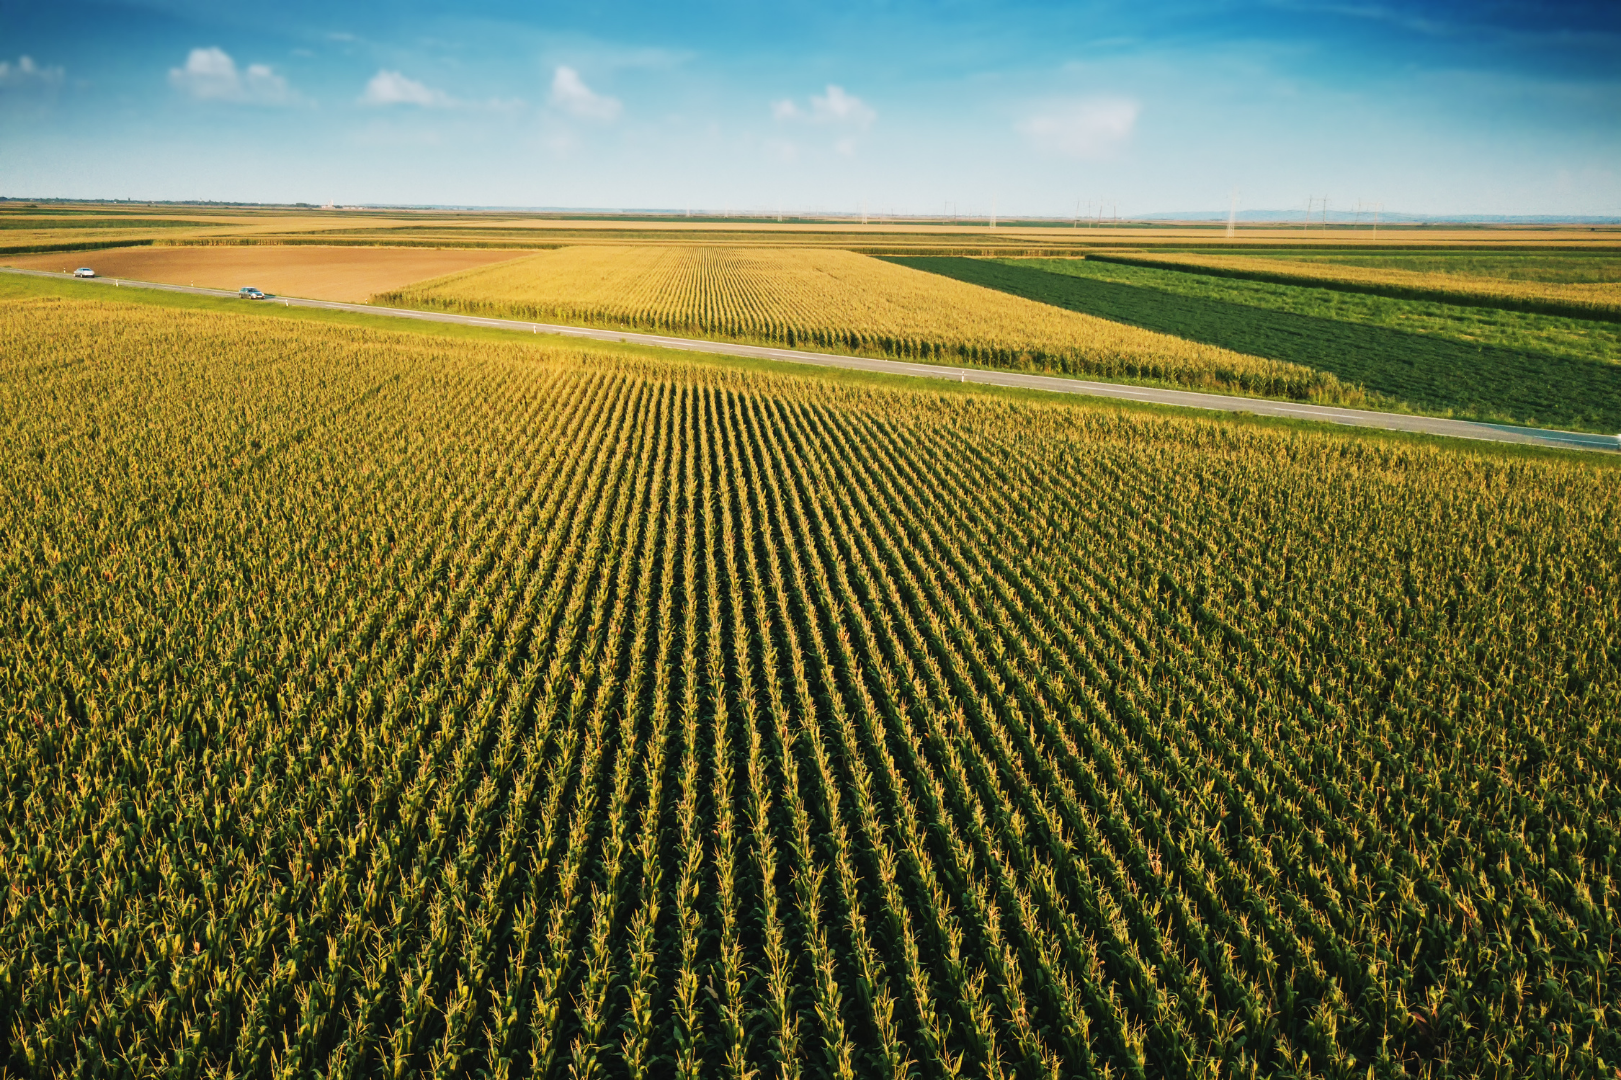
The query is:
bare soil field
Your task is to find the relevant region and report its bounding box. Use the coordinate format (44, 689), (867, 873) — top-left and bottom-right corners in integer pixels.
(2, 245), (530, 302)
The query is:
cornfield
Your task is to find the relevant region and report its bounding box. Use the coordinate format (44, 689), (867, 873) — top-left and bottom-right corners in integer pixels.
(375, 245), (1357, 402)
(4, 296), (1619, 1079)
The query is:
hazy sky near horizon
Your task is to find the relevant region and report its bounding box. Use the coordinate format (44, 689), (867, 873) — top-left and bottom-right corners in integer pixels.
(2, 1), (1618, 216)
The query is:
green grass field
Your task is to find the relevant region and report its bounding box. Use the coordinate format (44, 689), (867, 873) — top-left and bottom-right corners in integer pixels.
(3, 292), (1619, 1078)
(1256, 252), (1621, 284)
(1035, 257), (1621, 365)
(890, 256), (1621, 432)
(1073, 251), (1621, 323)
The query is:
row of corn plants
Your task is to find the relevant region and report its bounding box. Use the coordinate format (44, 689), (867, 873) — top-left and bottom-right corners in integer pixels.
(374, 245), (1360, 403)
(1, 295), (1618, 1078)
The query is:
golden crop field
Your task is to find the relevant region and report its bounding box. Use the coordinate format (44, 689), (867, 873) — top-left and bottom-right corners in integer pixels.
(3, 293), (1618, 1077)
(1095, 251), (1621, 320)
(378, 245), (1357, 401)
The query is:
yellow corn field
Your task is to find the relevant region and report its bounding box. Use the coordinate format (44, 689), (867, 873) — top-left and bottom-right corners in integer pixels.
(376, 245), (1360, 401)
(4, 293), (1619, 1078)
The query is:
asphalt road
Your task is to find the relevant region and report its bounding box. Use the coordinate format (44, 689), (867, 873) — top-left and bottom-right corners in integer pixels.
(9, 265), (1618, 454)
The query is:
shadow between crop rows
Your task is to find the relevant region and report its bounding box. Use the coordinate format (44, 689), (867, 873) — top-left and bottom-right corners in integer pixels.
(889, 256), (1621, 433)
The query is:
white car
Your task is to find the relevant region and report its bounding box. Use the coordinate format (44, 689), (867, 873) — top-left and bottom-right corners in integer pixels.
(73, 268), (96, 278)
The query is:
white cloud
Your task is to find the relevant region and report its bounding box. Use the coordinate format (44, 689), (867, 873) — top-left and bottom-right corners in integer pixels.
(0, 55), (65, 89)
(550, 66), (620, 122)
(361, 70), (450, 107)
(773, 84), (877, 129)
(1018, 97), (1140, 159)
(168, 47), (292, 104)
(811, 85), (876, 127)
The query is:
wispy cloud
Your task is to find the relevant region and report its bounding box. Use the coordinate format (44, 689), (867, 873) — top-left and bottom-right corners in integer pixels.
(361, 70), (450, 107)
(550, 66), (620, 121)
(168, 47), (294, 105)
(811, 85), (876, 127)
(1018, 97), (1140, 158)
(772, 84), (876, 128)
(0, 55), (65, 90)
(772, 84), (875, 157)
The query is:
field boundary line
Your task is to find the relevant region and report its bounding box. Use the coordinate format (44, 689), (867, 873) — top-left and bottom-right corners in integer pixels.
(6, 265), (1617, 454)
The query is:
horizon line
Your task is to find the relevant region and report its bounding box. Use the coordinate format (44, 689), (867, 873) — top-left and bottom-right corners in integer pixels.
(4, 197), (1621, 226)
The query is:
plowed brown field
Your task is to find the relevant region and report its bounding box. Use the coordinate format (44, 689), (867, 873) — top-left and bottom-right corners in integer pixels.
(3, 245), (530, 302)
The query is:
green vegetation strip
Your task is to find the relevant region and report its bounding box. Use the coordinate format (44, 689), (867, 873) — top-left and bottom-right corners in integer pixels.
(0, 238), (160, 257)
(1271, 251), (1621, 284)
(3, 294), (1618, 1077)
(0, 218), (214, 232)
(1087, 251), (1621, 323)
(892, 256), (1621, 432)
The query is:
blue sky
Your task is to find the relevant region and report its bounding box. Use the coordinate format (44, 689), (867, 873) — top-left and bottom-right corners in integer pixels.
(2, 1), (1617, 216)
